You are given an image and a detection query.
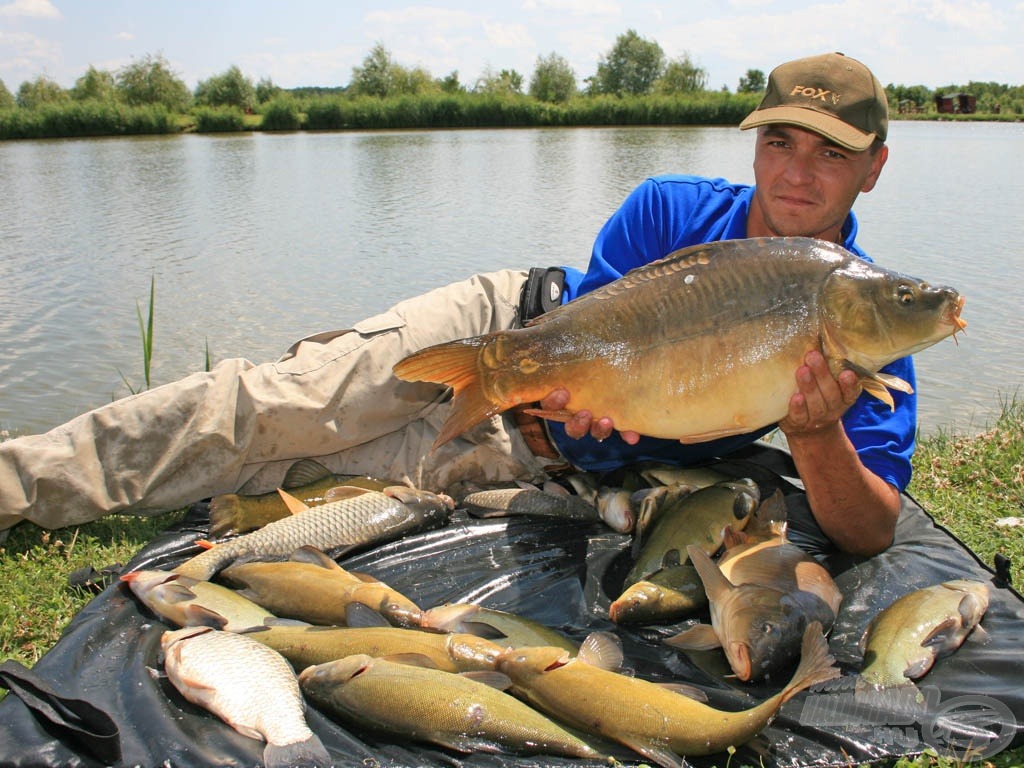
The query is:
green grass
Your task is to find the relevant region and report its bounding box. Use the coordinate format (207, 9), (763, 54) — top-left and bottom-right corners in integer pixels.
(1, 398), (1022, 766)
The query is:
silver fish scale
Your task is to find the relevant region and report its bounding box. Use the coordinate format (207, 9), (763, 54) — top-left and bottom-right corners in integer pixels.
(162, 627), (314, 748)
(176, 491), (433, 580)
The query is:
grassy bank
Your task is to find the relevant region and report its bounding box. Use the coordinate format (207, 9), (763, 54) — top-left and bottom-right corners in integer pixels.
(1, 397), (1022, 766)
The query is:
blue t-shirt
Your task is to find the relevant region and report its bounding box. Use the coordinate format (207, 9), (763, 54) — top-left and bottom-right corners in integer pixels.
(549, 174), (916, 492)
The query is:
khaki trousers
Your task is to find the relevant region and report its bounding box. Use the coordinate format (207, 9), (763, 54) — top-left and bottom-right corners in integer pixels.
(0, 270), (555, 531)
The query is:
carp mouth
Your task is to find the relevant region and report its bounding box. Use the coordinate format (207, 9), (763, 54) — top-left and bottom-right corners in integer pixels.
(950, 295), (967, 340)
(728, 640), (753, 682)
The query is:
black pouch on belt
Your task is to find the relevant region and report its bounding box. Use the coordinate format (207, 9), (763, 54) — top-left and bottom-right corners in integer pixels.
(517, 267), (566, 326)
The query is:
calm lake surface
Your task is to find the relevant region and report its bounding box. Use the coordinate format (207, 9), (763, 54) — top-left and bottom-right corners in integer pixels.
(1, 122), (1021, 437)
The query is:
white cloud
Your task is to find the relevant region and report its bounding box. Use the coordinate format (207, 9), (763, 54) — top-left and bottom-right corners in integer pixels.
(522, 0), (620, 14)
(0, 0), (61, 19)
(115, 32), (134, 42)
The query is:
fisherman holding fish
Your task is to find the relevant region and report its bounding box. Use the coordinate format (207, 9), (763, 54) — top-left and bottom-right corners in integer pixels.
(0, 53), (959, 562)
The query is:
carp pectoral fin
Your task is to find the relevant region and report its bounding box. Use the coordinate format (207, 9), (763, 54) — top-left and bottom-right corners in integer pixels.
(620, 738), (684, 768)
(920, 616), (959, 650)
(656, 681), (709, 702)
(460, 670), (513, 690)
(182, 604), (229, 629)
(844, 361), (914, 411)
(276, 489), (310, 515)
(578, 632), (624, 671)
(344, 602), (390, 627)
(664, 624), (722, 651)
(520, 407), (574, 422)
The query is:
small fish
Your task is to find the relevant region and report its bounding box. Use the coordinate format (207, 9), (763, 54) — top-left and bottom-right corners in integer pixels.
(625, 478), (760, 587)
(121, 569), (274, 632)
(460, 486), (600, 522)
(608, 564), (707, 625)
(859, 579), (989, 691)
(666, 545), (838, 682)
(499, 622), (839, 767)
(244, 622), (505, 673)
(421, 603), (578, 652)
(209, 458), (396, 536)
(299, 654), (606, 760)
(220, 546), (424, 628)
(175, 486), (453, 580)
(161, 626), (330, 768)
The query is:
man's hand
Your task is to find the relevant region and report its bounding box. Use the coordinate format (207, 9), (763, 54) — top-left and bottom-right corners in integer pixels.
(778, 350), (862, 436)
(538, 388), (641, 444)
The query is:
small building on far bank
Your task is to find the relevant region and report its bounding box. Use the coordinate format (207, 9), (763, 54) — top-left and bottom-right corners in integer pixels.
(935, 93), (977, 114)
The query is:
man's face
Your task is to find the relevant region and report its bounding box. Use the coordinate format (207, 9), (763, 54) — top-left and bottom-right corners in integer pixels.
(748, 124), (888, 243)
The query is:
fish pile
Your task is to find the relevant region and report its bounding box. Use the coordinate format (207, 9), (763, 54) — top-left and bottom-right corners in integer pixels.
(120, 453), (990, 768)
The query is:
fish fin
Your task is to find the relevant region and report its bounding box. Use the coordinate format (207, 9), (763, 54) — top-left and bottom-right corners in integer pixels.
(861, 379), (896, 410)
(263, 734), (331, 768)
(322, 485), (375, 503)
(287, 545), (339, 569)
(182, 605), (229, 630)
(618, 737), (685, 768)
(460, 670), (513, 690)
(379, 653), (441, 669)
(193, 539), (216, 550)
(158, 582), (199, 605)
(520, 407), (575, 423)
(207, 494), (244, 537)
(344, 602), (390, 627)
(459, 620), (508, 641)
(844, 361), (914, 411)
(722, 527), (749, 550)
(578, 631), (623, 671)
(276, 489), (310, 515)
(392, 337), (505, 449)
(685, 545), (733, 602)
(664, 624), (722, 651)
(967, 623), (991, 644)
(657, 682), (709, 702)
(281, 458), (335, 488)
(919, 617), (960, 650)
(779, 621), (841, 706)
(902, 656), (935, 680)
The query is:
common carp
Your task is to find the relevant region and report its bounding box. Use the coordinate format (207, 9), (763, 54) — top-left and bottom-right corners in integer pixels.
(220, 546), (424, 628)
(299, 654), (606, 760)
(498, 623), (839, 767)
(161, 626), (330, 768)
(174, 486), (453, 580)
(859, 579), (989, 690)
(393, 237), (965, 448)
(121, 569), (275, 632)
(209, 458), (396, 536)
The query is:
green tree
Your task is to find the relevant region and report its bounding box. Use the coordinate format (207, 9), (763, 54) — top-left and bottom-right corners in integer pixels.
(350, 43), (395, 97)
(738, 68), (766, 93)
(438, 70), (463, 94)
(589, 29), (665, 96)
(194, 65), (256, 111)
(16, 76), (68, 109)
(655, 53), (707, 94)
(255, 76), (281, 104)
(529, 52), (577, 103)
(70, 66), (117, 102)
(0, 78), (14, 110)
(475, 67), (524, 95)
(116, 53), (191, 111)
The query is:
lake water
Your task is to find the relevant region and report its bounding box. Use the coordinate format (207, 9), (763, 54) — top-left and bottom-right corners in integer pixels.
(1, 122), (1021, 437)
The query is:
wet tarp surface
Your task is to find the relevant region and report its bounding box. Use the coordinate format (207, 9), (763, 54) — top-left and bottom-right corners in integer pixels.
(1, 442), (1022, 767)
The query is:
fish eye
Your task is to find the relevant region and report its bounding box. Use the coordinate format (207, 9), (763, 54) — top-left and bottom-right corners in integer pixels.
(761, 622), (776, 635)
(897, 284), (916, 305)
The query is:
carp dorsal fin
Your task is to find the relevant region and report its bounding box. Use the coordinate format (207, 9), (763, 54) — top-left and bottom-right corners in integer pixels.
(276, 488), (310, 515)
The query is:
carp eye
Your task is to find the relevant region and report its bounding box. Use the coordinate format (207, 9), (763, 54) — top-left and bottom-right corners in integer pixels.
(762, 622), (777, 635)
(897, 284), (916, 305)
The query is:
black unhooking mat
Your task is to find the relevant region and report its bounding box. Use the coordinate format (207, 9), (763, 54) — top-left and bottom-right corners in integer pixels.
(1, 442), (1022, 767)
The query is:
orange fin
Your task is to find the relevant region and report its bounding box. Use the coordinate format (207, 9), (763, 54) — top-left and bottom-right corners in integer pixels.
(193, 539), (216, 550)
(393, 337), (505, 449)
(520, 407), (574, 423)
(277, 488), (310, 515)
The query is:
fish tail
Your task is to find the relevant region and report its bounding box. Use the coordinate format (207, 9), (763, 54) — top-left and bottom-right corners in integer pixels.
(780, 621), (841, 705)
(393, 337), (504, 448)
(208, 494), (244, 537)
(263, 734), (331, 768)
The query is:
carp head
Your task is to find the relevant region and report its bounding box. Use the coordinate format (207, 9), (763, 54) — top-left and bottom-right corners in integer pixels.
(819, 260), (966, 373)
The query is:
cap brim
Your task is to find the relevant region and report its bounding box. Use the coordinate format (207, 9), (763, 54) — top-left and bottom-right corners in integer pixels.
(739, 105), (876, 152)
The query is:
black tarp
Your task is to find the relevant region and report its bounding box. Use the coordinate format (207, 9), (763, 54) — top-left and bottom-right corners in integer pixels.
(1, 442), (1022, 767)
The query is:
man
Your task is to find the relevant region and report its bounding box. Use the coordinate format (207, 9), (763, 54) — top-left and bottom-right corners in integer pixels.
(0, 52), (901, 557)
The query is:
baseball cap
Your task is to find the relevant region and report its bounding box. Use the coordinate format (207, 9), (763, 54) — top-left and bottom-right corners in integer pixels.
(739, 52), (888, 151)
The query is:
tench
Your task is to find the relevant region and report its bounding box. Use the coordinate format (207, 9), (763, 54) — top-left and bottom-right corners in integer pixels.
(421, 603), (579, 652)
(859, 579), (989, 690)
(161, 626), (330, 768)
(174, 486), (453, 580)
(299, 654), (606, 760)
(209, 458), (396, 536)
(121, 569), (275, 632)
(608, 564), (707, 624)
(393, 237), (965, 448)
(498, 623), (839, 767)
(220, 545), (424, 628)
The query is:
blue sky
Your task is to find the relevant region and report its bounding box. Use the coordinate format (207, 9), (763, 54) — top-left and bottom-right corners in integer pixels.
(1, 0), (1022, 94)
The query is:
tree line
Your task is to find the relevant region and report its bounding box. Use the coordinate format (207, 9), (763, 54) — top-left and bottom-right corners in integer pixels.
(1, 30), (1021, 139)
